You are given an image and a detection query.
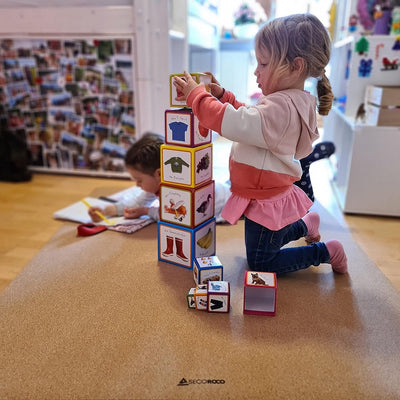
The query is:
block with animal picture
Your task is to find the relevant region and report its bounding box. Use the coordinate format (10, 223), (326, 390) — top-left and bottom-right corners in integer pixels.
(159, 180), (215, 228)
(157, 217), (216, 269)
(193, 255), (223, 285)
(169, 72), (212, 108)
(160, 143), (212, 188)
(243, 271), (277, 316)
(165, 108), (211, 148)
(207, 280), (230, 313)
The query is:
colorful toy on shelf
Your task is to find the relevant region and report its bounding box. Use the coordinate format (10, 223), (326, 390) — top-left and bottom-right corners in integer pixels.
(373, 6), (392, 35)
(355, 36), (369, 55)
(243, 271), (277, 316)
(169, 73), (212, 108)
(391, 8), (400, 35)
(358, 58), (373, 77)
(165, 108), (211, 147)
(381, 57), (399, 70)
(193, 256), (223, 285)
(349, 14), (358, 32)
(356, 0), (375, 31)
(393, 36), (400, 51)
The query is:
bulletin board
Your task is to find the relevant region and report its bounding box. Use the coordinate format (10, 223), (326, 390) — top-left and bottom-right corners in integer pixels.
(0, 36), (135, 176)
(0, 3), (173, 177)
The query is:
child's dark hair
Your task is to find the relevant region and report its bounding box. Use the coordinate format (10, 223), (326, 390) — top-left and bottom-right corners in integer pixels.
(255, 13), (334, 116)
(124, 132), (164, 175)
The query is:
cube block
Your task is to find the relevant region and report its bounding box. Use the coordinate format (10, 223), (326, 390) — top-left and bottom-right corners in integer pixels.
(193, 256), (223, 285)
(194, 284), (208, 310)
(187, 287), (196, 309)
(243, 271), (277, 316)
(157, 218), (216, 269)
(165, 108), (211, 147)
(160, 180), (215, 228)
(170, 72), (212, 108)
(207, 281), (230, 313)
(161, 143), (212, 188)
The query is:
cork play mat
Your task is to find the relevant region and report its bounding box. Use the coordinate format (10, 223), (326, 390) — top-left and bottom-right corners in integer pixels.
(1, 201), (400, 399)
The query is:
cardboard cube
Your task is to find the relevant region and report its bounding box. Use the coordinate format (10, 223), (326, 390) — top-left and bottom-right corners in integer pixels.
(170, 72), (212, 108)
(157, 218), (216, 269)
(165, 108), (211, 147)
(161, 143), (212, 188)
(194, 284), (208, 311)
(243, 271), (277, 316)
(365, 85), (400, 126)
(187, 287), (196, 309)
(160, 180), (215, 228)
(207, 280), (230, 313)
(193, 256), (223, 285)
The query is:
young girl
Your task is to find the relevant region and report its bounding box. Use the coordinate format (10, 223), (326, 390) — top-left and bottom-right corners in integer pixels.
(88, 132), (231, 223)
(173, 14), (348, 274)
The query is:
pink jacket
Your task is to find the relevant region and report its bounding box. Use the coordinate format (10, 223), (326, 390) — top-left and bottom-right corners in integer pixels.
(187, 86), (319, 229)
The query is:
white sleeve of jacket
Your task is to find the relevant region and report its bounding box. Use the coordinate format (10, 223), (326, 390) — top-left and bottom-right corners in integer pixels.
(220, 104), (265, 148)
(115, 189), (158, 216)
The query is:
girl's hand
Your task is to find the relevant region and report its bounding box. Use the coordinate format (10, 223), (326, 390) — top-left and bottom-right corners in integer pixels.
(209, 82), (225, 99)
(204, 72), (224, 99)
(88, 206), (104, 223)
(123, 206), (148, 219)
(173, 71), (201, 100)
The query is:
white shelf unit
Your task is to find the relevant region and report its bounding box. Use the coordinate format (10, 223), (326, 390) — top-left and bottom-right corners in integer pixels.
(324, 108), (400, 216)
(325, 34), (400, 216)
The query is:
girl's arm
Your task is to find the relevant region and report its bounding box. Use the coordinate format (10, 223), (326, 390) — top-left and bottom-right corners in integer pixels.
(174, 71), (264, 147)
(121, 190), (160, 220)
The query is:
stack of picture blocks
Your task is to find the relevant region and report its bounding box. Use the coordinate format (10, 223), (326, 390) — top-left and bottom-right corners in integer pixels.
(187, 256), (278, 315)
(157, 73), (215, 269)
(157, 73), (278, 316)
(188, 255), (229, 313)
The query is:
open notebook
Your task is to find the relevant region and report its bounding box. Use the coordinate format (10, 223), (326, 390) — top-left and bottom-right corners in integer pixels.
(53, 187), (158, 234)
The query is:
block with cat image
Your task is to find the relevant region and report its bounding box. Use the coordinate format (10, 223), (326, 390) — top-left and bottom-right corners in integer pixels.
(243, 271), (277, 316)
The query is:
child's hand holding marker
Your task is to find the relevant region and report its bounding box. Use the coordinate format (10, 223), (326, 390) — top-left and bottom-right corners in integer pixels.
(81, 199), (115, 225)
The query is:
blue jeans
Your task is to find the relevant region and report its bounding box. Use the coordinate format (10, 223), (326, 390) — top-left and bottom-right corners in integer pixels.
(244, 217), (330, 274)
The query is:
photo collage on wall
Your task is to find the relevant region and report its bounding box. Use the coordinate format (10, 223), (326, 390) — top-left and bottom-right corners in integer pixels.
(0, 38), (135, 174)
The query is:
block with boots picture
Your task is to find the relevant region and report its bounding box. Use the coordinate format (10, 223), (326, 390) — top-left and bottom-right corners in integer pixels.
(157, 218), (216, 269)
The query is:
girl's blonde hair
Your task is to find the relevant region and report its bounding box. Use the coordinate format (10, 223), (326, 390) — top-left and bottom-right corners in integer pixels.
(255, 14), (334, 116)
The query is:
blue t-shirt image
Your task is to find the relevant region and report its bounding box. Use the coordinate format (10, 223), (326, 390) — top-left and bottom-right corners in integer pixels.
(169, 121), (188, 142)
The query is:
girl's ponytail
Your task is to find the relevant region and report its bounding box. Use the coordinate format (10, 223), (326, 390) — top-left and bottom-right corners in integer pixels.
(317, 73), (334, 116)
